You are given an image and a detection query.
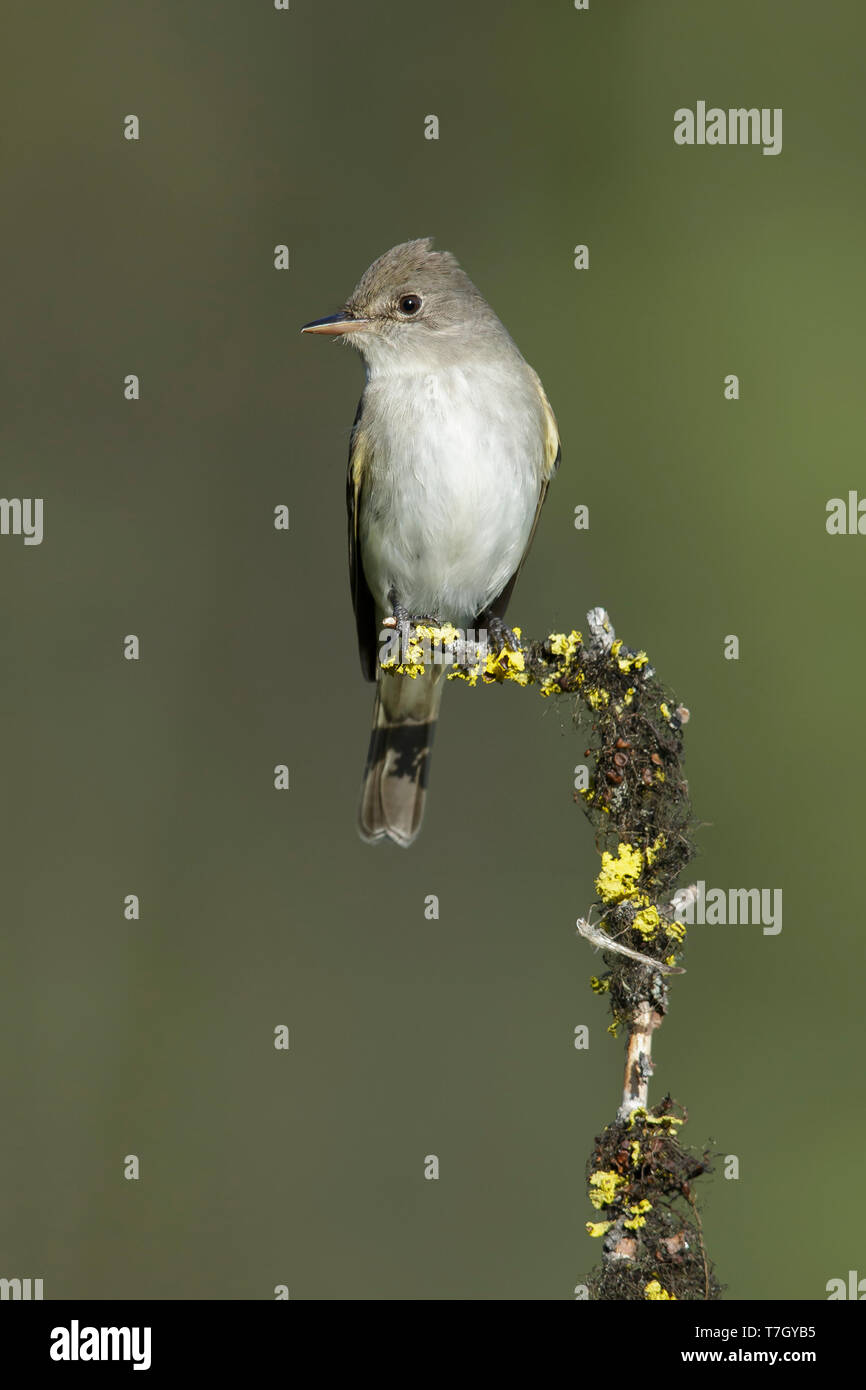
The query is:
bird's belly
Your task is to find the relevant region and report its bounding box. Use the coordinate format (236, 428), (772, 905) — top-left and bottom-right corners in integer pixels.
(360, 390), (539, 627)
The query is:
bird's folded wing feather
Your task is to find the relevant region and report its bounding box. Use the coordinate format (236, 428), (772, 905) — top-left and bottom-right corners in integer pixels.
(485, 371), (561, 621)
(347, 397), (378, 681)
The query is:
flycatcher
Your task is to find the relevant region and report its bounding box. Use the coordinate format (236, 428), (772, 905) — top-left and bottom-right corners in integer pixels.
(302, 238), (560, 847)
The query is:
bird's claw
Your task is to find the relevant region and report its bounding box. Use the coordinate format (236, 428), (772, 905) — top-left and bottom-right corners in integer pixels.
(485, 615), (520, 653)
(384, 593), (441, 631)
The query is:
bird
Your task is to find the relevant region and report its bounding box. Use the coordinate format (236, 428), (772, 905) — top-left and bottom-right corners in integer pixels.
(302, 238), (560, 847)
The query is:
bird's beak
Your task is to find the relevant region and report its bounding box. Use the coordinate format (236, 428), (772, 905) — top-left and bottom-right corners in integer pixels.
(301, 311), (369, 336)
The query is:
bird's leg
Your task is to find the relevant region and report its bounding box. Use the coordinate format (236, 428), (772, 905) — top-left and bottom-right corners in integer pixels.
(479, 608), (520, 653)
(383, 588), (441, 630)
(383, 588), (410, 628)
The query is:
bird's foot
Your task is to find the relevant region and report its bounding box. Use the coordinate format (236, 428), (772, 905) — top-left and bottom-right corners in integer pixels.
(483, 613), (520, 653)
(408, 612), (442, 628)
(382, 590), (411, 629)
(382, 592), (441, 631)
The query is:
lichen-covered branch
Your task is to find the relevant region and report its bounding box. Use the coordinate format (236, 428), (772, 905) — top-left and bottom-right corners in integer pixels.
(380, 607), (720, 1300)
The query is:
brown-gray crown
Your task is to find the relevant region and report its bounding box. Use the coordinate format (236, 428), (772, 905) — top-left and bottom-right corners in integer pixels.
(344, 237), (485, 329)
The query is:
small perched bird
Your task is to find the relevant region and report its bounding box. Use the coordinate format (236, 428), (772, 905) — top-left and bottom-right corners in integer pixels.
(302, 238), (560, 847)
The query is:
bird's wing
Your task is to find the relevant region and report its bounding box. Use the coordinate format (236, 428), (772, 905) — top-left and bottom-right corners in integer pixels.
(347, 397), (378, 681)
(485, 372), (561, 621)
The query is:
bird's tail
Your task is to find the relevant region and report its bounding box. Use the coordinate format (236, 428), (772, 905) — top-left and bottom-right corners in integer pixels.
(358, 666), (445, 847)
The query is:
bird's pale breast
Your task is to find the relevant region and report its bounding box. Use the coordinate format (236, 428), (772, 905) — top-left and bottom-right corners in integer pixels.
(358, 362), (544, 627)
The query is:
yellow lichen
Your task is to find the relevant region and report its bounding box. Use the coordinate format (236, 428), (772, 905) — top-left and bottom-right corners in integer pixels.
(586, 1221), (612, 1238)
(381, 661), (425, 678)
(588, 1170), (625, 1209)
(548, 630), (582, 659)
(644, 1279), (676, 1301)
(448, 666), (479, 687)
(584, 686), (610, 709)
(644, 835), (666, 865)
(381, 623), (467, 679)
(632, 904), (662, 939)
(627, 1107), (684, 1132)
(483, 627), (529, 685)
(624, 1199), (652, 1230)
(414, 623), (461, 645)
(596, 843), (645, 902)
(611, 639), (650, 674)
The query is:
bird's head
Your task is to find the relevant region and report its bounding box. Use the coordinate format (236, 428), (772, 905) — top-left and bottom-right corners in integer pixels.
(301, 238), (506, 371)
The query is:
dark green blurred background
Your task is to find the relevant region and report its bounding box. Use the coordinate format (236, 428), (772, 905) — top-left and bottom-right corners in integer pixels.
(1, 1), (863, 1300)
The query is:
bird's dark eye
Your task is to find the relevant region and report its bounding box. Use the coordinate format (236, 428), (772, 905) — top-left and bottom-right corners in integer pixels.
(397, 294), (422, 316)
